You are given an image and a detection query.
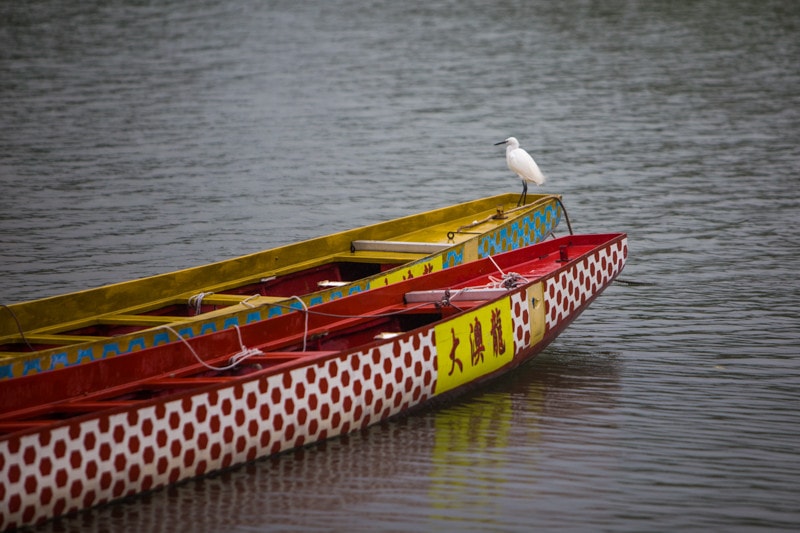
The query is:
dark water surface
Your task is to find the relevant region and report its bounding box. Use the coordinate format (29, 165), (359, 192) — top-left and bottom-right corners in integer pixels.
(2, 1), (799, 531)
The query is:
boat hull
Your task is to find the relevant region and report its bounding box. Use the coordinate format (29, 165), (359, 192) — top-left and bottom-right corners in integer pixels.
(1, 194), (562, 380)
(0, 234), (626, 530)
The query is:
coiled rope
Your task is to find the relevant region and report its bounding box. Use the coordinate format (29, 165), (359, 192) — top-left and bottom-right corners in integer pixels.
(486, 254), (530, 289)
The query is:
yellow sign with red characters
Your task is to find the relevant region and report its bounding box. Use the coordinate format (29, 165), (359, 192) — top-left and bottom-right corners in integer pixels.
(376, 242), (474, 288)
(434, 296), (514, 395)
(379, 259), (437, 287)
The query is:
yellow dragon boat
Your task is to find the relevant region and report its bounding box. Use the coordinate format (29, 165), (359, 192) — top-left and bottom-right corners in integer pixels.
(0, 194), (564, 380)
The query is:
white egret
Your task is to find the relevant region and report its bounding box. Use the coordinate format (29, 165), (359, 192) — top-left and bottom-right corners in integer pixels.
(494, 137), (546, 206)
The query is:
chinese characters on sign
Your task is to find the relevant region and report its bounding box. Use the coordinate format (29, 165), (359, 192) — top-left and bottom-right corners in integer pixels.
(435, 297), (513, 395)
(447, 327), (462, 376)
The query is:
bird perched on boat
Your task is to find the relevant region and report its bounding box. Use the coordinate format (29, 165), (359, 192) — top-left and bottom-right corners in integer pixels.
(494, 137), (546, 206)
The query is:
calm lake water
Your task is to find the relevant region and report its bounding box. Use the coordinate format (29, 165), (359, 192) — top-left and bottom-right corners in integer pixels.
(2, 0), (799, 531)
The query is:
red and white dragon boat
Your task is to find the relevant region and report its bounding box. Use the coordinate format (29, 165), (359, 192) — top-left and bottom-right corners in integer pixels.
(0, 232), (627, 530)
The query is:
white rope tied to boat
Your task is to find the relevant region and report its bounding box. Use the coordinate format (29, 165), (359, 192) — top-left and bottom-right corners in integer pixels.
(290, 295), (310, 352)
(240, 294), (260, 308)
(161, 324), (263, 372)
(439, 288), (467, 309)
(228, 324), (265, 366)
(488, 271), (529, 290)
(188, 292), (214, 315)
(486, 253), (529, 289)
(488, 254), (506, 277)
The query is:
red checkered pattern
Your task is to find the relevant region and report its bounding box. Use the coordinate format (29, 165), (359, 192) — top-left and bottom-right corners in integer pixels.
(545, 238), (628, 329)
(0, 329), (438, 530)
(510, 290), (530, 350)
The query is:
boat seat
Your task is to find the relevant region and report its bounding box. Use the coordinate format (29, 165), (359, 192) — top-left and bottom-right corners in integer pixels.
(20, 333), (110, 346)
(99, 315), (192, 326)
(350, 240), (451, 254)
(404, 288), (509, 304)
(317, 280), (349, 288)
(185, 294), (287, 307)
(185, 294), (260, 306)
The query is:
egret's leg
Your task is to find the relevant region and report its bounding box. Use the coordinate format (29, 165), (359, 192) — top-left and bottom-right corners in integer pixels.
(517, 181), (528, 206)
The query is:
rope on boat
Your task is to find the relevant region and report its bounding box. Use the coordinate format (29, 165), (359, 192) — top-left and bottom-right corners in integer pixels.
(0, 303), (35, 352)
(453, 212), (505, 235)
(240, 294), (261, 308)
(438, 288), (466, 311)
(486, 254), (529, 290)
(488, 254), (506, 277)
(161, 324), (263, 371)
(228, 325), (266, 366)
(188, 292), (214, 315)
(290, 296), (310, 352)
(488, 272), (529, 290)
(554, 196), (574, 235)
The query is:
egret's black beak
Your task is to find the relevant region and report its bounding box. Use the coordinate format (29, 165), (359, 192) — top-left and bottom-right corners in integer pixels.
(494, 140), (507, 146)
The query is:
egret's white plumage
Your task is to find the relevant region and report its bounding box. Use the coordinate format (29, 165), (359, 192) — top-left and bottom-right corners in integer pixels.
(494, 137), (546, 206)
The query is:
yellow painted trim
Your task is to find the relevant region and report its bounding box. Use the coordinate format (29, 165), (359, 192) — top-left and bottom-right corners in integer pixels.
(527, 283), (546, 347)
